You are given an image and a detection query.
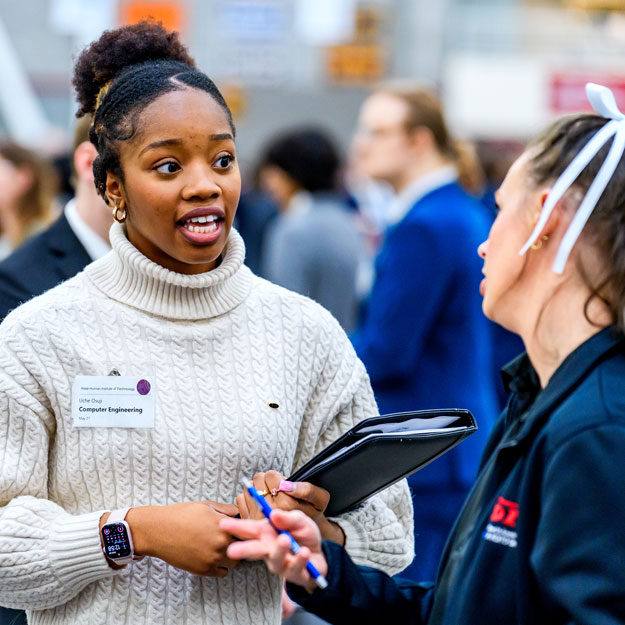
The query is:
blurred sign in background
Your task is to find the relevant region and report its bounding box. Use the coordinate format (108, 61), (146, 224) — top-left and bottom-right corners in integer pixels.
(2, 0), (625, 171)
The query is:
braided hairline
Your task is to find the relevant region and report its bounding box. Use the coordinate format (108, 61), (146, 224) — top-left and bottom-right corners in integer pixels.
(88, 61), (235, 204)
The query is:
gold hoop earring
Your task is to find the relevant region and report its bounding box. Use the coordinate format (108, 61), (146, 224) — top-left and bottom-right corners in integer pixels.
(112, 200), (127, 224)
(531, 235), (549, 250)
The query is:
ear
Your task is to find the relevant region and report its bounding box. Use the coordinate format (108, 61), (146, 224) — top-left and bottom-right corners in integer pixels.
(73, 141), (97, 183)
(408, 126), (436, 152)
(105, 172), (124, 208)
(532, 189), (562, 238)
(15, 165), (34, 195)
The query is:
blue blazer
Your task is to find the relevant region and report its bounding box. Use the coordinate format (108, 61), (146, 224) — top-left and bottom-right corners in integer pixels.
(352, 182), (498, 491)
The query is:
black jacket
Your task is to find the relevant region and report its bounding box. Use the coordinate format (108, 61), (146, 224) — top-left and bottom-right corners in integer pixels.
(289, 327), (625, 625)
(0, 214), (91, 322)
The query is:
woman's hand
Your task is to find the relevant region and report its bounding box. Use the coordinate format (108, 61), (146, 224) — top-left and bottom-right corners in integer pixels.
(281, 584), (298, 620)
(103, 501), (240, 577)
(236, 471), (345, 545)
(221, 509), (328, 592)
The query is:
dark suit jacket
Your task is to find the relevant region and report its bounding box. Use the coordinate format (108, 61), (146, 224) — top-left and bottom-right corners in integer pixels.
(0, 214), (91, 322)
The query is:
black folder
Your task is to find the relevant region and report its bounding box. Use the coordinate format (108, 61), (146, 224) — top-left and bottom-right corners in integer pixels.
(288, 408), (477, 516)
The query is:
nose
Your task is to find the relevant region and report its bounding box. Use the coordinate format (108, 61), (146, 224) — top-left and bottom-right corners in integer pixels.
(181, 162), (221, 201)
(477, 239), (488, 259)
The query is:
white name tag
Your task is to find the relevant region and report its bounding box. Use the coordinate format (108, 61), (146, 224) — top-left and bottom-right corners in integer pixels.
(72, 376), (155, 428)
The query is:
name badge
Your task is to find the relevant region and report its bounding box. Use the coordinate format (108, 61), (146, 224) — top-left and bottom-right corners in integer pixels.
(72, 376), (155, 428)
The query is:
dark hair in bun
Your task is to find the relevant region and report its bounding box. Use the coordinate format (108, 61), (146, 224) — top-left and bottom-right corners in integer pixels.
(72, 21), (235, 202)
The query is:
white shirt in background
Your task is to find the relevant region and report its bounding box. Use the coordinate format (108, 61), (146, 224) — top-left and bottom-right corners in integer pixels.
(386, 165), (458, 226)
(64, 198), (110, 261)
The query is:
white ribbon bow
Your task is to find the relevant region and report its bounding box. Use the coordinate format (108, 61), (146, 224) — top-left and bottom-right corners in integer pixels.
(519, 83), (625, 273)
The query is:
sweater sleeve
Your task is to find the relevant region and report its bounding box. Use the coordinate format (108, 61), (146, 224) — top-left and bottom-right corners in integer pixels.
(294, 312), (414, 575)
(0, 324), (116, 610)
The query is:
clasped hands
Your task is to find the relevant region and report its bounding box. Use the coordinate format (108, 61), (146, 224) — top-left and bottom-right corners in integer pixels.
(237, 470), (345, 546)
(109, 470), (338, 579)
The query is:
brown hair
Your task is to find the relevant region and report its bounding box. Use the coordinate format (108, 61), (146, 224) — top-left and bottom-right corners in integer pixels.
(69, 114), (93, 188)
(375, 84), (485, 195)
(529, 113), (625, 332)
(0, 141), (57, 243)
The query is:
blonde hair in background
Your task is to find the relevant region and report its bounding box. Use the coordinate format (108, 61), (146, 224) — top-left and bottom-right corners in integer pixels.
(0, 141), (58, 244)
(373, 82), (485, 196)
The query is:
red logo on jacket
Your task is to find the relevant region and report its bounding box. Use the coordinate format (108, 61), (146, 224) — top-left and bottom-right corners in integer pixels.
(490, 496), (519, 528)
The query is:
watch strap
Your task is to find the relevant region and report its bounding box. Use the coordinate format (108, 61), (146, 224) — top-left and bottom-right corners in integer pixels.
(108, 507), (131, 524)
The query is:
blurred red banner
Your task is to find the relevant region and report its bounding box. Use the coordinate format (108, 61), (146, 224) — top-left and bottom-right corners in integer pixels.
(551, 73), (625, 113)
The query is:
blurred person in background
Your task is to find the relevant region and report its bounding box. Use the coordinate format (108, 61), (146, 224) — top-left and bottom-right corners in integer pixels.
(350, 85), (498, 581)
(0, 141), (58, 260)
(0, 116), (111, 322)
(258, 127), (364, 331)
(234, 180), (278, 277)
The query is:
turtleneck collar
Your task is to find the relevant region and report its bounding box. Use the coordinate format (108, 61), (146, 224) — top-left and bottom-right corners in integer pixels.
(85, 222), (253, 320)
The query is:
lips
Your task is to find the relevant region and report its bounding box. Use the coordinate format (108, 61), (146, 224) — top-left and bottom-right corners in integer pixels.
(177, 207), (225, 245)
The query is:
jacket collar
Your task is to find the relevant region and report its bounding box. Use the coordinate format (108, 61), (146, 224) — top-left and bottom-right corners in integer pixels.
(47, 214), (93, 279)
(501, 326), (625, 445)
(387, 167), (458, 226)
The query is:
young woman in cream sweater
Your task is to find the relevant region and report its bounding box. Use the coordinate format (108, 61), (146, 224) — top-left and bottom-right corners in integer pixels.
(0, 22), (412, 625)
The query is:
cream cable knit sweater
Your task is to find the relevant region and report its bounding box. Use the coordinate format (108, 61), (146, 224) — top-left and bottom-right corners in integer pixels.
(0, 224), (413, 625)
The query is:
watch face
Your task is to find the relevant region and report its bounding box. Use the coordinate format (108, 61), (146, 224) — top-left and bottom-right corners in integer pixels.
(102, 522), (131, 558)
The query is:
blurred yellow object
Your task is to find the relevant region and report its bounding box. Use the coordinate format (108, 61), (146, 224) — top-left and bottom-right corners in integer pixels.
(326, 7), (387, 85)
(220, 84), (247, 120)
(562, 0), (625, 11)
(327, 45), (385, 85)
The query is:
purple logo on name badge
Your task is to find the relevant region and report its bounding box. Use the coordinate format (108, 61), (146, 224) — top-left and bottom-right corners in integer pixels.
(136, 379), (151, 395)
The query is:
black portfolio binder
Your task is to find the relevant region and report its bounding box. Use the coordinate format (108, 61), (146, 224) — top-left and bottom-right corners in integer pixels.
(288, 408), (477, 516)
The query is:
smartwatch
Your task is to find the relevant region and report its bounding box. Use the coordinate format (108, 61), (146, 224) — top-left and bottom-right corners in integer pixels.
(101, 507), (144, 564)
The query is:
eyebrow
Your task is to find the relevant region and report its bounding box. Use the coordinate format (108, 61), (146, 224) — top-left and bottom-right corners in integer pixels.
(210, 133), (234, 142)
(139, 133), (234, 157)
(139, 138), (182, 157)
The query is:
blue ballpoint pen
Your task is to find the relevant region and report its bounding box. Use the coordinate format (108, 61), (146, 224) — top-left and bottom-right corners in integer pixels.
(242, 479), (328, 590)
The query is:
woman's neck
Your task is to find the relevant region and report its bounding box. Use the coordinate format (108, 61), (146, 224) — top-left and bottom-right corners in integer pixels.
(519, 280), (612, 388)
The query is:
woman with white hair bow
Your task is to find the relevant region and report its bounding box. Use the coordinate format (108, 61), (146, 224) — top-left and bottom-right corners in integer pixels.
(220, 83), (625, 625)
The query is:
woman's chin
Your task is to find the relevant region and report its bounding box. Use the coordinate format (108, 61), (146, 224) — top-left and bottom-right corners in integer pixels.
(482, 297), (498, 323)
(174, 225), (231, 272)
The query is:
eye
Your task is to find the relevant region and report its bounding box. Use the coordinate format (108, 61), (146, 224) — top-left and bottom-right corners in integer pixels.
(155, 161), (180, 174)
(215, 154), (235, 169)
(494, 201), (501, 213)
